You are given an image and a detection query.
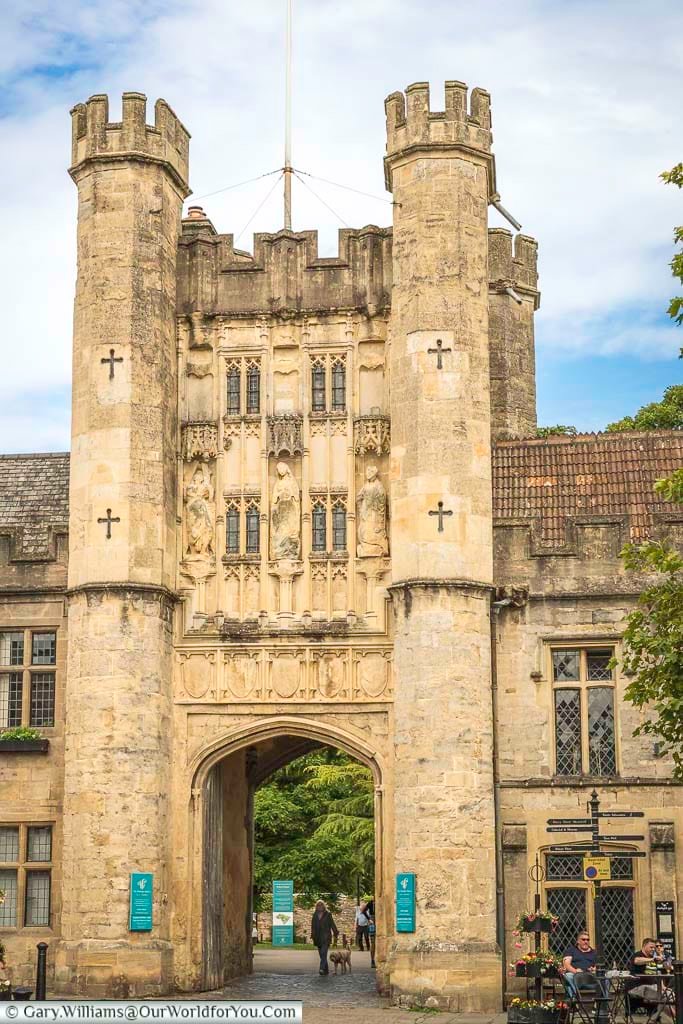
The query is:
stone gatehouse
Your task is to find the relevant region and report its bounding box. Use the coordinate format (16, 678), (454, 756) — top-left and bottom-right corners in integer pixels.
(0, 78), (682, 1011)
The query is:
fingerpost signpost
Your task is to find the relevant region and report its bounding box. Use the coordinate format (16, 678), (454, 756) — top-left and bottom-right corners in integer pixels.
(546, 790), (646, 1024)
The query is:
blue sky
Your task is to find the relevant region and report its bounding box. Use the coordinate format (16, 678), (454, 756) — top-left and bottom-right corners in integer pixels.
(0, 0), (681, 452)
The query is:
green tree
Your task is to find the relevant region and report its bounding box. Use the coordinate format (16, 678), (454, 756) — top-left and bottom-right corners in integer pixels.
(605, 383), (683, 433)
(535, 425), (577, 439)
(618, 469), (683, 779)
(660, 163), (683, 331)
(253, 748), (374, 910)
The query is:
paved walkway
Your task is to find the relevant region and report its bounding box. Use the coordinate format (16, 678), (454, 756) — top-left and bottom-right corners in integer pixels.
(220, 949), (508, 1023)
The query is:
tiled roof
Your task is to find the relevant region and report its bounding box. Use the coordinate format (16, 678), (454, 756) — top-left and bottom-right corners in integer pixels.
(0, 453), (70, 559)
(493, 431), (683, 546)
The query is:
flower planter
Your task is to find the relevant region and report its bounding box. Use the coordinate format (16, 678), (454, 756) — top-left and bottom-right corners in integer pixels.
(515, 963), (560, 978)
(508, 1008), (562, 1024)
(0, 739), (49, 753)
(522, 918), (552, 934)
(0, 990), (11, 1001)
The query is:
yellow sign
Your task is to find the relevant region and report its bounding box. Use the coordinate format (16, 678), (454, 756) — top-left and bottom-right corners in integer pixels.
(583, 856), (611, 881)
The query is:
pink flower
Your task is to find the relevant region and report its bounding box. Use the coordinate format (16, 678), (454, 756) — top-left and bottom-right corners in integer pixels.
(515, 943), (522, 949)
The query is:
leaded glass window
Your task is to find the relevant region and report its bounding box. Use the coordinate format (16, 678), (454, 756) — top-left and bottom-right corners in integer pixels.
(331, 360), (346, 412)
(0, 870), (17, 926)
(312, 503), (327, 552)
(0, 824), (52, 929)
(32, 632), (56, 665)
(555, 689), (582, 776)
(547, 855), (584, 881)
(553, 649), (580, 681)
(27, 827), (52, 862)
(246, 363), (260, 415)
(551, 645), (618, 777)
(587, 649), (613, 681)
(603, 887), (635, 968)
(0, 827), (19, 861)
(25, 871), (51, 926)
(0, 632), (24, 666)
(246, 505), (260, 555)
(227, 366), (241, 415)
(312, 363), (326, 412)
(0, 672), (23, 728)
(30, 673), (55, 727)
(588, 687), (616, 775)
(226, 507), (240, 554)
(547, 888), (587, 957)
(332, 504), (346, 551)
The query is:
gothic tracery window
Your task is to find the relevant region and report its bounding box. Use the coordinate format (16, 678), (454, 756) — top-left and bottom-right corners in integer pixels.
(332, 501), (347, 551)
(311, 361), (326, 413)
(226, 503), (240, 554)
(246, 502), (260, 554)
(226, 364), (241, 415)
(312, 501), (327, 552)
(331, 358), (346, 412)
(246, 362), (261, 415)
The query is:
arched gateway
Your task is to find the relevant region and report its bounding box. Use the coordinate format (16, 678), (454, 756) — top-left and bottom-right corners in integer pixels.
(188, 717), (387, 990)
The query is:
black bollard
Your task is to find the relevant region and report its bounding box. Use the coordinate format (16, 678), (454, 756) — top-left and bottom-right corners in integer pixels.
(36, 943), (48, 1001)
(673, 960), (683, 1024)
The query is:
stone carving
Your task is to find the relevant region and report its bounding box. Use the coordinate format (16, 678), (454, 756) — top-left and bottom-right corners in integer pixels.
(186, 362), (212, 378)
(224, 654), (260, 699)
(179, 652), (214, 700)
(317, 654), (346, 698)
(356, 466), (389, 557)
(267, 415), (303, 456)
(271, 655), (301, 699)
(270, 463), (301, 560)
(184, 462), (215, 558)
(182, 422), (218, 461)
(354, 416), (390, 456)
(357, 652), (389, 698)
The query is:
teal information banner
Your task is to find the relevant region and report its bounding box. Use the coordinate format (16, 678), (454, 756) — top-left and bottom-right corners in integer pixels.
(129, 872), (153, 932)
(272, 879), (294, 946)
(396, 872), (416, 933)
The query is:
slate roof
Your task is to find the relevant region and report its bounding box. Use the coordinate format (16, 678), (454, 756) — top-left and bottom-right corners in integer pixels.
(0, 453), (70, 559)
(493, 431), (683, 547)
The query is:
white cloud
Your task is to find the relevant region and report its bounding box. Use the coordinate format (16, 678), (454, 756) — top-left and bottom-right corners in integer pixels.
(0, 0), (682, 451)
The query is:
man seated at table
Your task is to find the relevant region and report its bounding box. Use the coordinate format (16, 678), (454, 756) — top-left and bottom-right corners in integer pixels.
(627, 938), (674, 1022)
(562, 930), (599, 998)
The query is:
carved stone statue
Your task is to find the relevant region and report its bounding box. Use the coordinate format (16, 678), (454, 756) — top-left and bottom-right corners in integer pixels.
(270, 462), (301, 560)
(184, 462), (215, 558)
(356, 465), (389, 557)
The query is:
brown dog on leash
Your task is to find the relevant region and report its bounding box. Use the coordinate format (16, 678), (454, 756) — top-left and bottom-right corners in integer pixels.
(329, 935), (353, 974)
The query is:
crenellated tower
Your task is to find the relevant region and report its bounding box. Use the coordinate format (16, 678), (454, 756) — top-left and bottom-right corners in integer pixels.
(59, 93), (190, 994)
(488, 228), (540, 439)
(385, 81), (501, 1011)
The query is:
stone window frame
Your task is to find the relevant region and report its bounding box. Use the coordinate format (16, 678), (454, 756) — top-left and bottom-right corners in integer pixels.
(542, 847), (637, 968)
(548, 642), (619, 779)
(0, 628), (57, 730)
(225, 356), (262, 419)
(311, 500), (327, 552)
(245, 500), (261, 555)
(310, 352), (347, 416)
(225, 499), (240, 555)
(331, 498), (347, 552)
(0, 823), (53, 930)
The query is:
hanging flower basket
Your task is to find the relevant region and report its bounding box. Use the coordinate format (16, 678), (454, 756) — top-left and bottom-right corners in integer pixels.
(512, 951), (563, 979)
(515, 911), (559, 934)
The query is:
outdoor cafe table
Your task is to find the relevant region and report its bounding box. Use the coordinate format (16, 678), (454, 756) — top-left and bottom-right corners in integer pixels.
(589, 973), (675, 1024)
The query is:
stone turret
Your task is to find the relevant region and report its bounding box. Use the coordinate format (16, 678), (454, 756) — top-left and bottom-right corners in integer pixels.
(488, 228), (540, 439)
(58, 93), (190, 995)
(385, 80), (500, 1011)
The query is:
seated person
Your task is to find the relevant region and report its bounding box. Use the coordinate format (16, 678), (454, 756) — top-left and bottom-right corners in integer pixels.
(627, 938), (674, 1021)
(563, 930), (599, 998)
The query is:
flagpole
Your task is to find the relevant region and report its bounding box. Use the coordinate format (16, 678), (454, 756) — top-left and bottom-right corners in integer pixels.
(284, 0), (293, 230)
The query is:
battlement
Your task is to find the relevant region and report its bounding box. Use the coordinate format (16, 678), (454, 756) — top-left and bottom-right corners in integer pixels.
(70, 92), (190, 194)
(177, 224), (392, 315)
(384, 80), (492, 180)
(488, 229), (539, 298)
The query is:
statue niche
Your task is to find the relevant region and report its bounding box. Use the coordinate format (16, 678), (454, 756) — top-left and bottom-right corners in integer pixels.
(356, 465), (389, 557)
(270, 462), (301, 560)
(184, 462), (215, 560)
